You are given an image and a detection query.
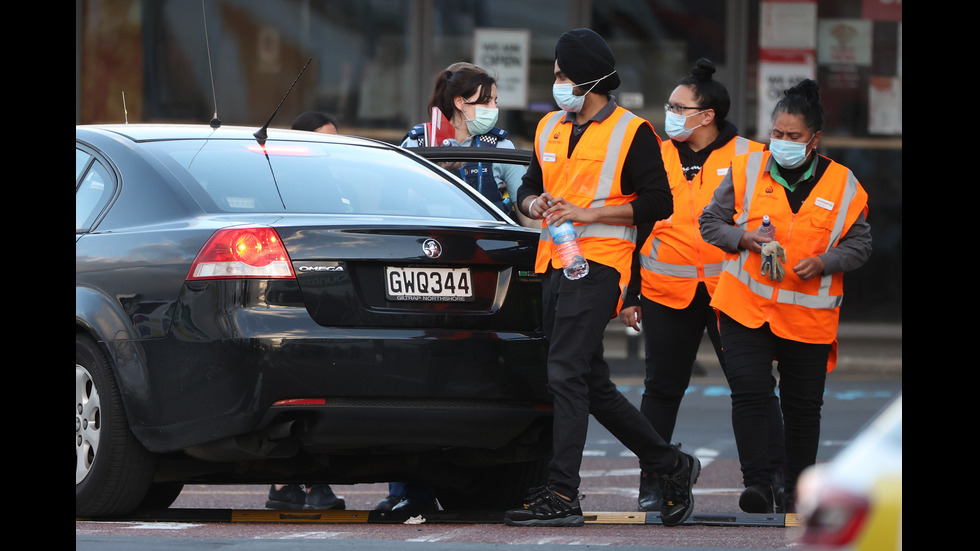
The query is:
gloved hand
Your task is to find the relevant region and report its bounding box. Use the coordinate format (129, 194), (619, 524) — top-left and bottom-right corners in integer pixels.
(760, 241), (787, 282)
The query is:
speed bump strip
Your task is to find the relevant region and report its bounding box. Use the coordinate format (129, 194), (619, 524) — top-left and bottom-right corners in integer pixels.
(81, 508), (800, 527)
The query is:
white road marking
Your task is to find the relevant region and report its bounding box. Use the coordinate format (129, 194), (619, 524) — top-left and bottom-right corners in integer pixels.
(123, 522), (203, 530)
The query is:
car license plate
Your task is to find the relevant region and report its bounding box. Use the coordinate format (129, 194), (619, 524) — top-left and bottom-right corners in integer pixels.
(385, 266), (473, 302)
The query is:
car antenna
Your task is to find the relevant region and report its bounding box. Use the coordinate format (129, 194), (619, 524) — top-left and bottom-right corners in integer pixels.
(253, 57), (313, 141)
(202, 0), (220, 129)
(122, 91), (129, 124)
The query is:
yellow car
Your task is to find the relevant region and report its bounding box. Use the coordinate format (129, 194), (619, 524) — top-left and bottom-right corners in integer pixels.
(796, 394), (902, 550)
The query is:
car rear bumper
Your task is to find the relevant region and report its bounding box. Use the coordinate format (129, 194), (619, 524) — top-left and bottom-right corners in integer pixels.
(130, 319), (550, 454)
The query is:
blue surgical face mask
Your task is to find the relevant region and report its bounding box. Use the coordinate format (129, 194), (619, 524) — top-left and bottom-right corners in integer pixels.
(769, 135), (814, 169)
(552, 70), (617, 113)
(664, 110), (705, 142)
(464, 106), (498, 136)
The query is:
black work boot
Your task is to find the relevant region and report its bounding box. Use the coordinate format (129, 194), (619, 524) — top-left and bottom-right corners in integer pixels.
(637, 471), (663, 511)
(739, 484), (775, 513)
(504, 486), (585, 527)
(304, 484), (346, 510)
(265, 484), (307, 510)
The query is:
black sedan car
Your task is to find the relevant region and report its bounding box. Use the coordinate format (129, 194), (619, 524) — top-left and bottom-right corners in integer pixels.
(76, 124), (550, 517)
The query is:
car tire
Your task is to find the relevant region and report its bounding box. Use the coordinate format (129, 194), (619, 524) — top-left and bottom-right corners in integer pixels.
(76, 333), (156, 517)
(434, 456), (550, 511)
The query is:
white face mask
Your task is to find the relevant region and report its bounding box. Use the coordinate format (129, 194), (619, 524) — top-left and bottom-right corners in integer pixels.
(664, 110), (705, 142)
(552, 70), (617, 113)
(769, 135), (814, 169)
(463, 106), (498, 136)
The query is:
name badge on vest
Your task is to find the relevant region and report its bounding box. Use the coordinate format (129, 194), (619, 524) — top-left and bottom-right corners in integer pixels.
(815, 197), (835, 211)
(716, 168), (729, 176)
(542, 152), (556, 163)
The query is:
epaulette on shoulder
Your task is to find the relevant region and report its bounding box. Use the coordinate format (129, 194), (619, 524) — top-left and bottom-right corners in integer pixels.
(403, 123), (427, 145)
(478, 127), (508, 146)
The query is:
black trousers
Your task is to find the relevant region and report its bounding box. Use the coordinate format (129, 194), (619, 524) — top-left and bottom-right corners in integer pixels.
(542, 263), (678, 499)
(719, 312), (830, 493)
(639, 285), (785, 478)
(638, 283), (724, 443)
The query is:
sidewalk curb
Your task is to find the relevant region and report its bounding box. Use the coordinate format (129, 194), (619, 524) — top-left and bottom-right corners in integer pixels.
(603, 321), (902, 377)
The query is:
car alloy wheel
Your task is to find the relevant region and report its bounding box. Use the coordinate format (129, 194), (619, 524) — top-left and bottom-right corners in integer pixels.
(76, 363), (101, 484)
(75, 334), (156, 517)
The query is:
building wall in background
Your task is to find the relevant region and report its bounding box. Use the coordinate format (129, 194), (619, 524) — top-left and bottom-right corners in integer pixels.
(76, 0), (901, 322)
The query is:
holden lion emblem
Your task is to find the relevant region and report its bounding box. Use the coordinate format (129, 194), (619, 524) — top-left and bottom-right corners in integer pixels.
(422, 238), (443, 259)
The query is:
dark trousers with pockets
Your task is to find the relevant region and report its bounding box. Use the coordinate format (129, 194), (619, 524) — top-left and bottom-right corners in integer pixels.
(542, 262), (678, 499)
(719, 312), (830, 493)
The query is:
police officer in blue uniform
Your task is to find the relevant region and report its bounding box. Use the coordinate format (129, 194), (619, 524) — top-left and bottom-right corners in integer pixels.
(401, 63), (525, 218)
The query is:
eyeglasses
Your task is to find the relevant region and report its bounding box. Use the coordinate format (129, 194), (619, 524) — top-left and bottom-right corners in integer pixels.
(664, 103), (703, 115)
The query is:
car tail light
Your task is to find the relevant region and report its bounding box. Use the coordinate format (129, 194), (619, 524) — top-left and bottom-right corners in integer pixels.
(188, 227), (295, 280)
(799, 487), (871, 546)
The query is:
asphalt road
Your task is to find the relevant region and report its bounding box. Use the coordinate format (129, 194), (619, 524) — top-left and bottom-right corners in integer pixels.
(76, 366), (901, 551)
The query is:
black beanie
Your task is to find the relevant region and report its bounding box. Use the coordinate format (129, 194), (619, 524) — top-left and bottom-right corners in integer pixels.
(555, 28), (621, 95)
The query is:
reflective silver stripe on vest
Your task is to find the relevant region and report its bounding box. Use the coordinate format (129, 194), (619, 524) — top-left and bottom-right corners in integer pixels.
(824, 170), (861, 253)
(537, 112), (565, 162)
(703, 261), (724, 277)
(734, 136), (750, 156)
(539, 223), (637, 245)
(591, 111), (637, 208)
(722, 249), (774, 300)
(735, 152), (765, 229)
(639, 237), (722, 279)
(640, 252), (700, 278)
(776, 285), (843, 309)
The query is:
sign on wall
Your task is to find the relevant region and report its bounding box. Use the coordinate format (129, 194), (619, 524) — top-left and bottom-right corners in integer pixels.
(473, 28), (530, 110)
(756, 1), (817, 140)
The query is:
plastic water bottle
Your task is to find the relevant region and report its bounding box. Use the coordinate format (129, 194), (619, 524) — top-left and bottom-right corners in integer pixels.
(758, 215), (775, 244)
(758, 215), (775, 264)
(549, 219), (589, 280)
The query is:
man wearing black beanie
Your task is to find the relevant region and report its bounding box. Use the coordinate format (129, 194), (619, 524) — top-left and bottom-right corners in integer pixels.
(505, 28), (700, 528)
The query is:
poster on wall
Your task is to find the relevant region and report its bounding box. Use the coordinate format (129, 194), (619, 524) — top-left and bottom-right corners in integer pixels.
(757, 1), (817, 140)
(868, 76), (901, 135)
(757, 50), (817, 139)
(472, 28), (530, 110)
(760, 0), (817, 49)
(817, 19), (873, 66)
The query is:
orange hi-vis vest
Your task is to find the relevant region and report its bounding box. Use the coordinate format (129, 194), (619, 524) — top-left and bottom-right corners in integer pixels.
(639, 136), (764, 309)
(533, 107), (655, 314)
(710, 151), (869, 371)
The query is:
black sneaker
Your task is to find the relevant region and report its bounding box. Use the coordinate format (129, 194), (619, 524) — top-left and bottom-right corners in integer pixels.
(637, 471), (662, 511)
(659, 450), (700, 526)
(504, 487), (585, 527)
(390, 497), (439, 516)
(373, 494), (403, 512)
(305, 484), (346, 510)
(265, 484), (307, 510)
(739, 484), (774, 513)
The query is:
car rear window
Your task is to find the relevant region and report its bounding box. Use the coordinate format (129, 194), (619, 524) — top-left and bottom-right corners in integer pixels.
(143, 139), (499, 221)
